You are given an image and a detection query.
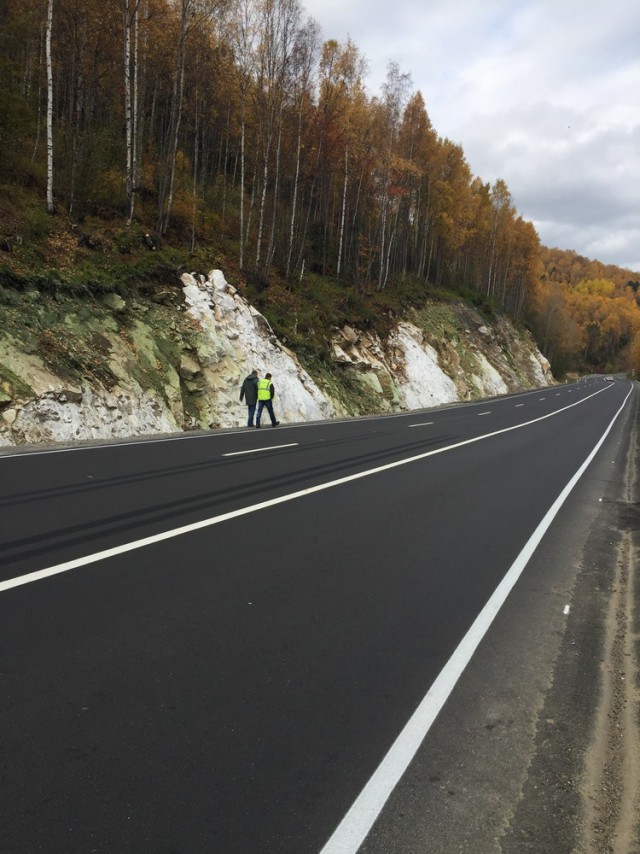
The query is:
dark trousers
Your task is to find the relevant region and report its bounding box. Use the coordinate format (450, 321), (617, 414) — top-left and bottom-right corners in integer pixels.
(246, 403), (256, 426)
(256, 399), (277, 426)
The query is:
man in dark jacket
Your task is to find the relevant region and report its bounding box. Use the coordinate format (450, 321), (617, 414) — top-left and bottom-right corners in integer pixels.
(239, 369), (259, 427)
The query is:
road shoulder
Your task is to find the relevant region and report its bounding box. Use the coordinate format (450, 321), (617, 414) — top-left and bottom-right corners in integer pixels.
(361, 388), (639, 854)
(496, 389), (640, 854)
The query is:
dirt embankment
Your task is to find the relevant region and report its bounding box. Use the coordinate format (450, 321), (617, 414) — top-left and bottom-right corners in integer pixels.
(582, 422), (640, 853)
(499, 389), (640, 854)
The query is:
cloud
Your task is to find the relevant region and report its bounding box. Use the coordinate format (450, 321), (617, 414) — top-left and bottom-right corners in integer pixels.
(303, 0), (640, 271)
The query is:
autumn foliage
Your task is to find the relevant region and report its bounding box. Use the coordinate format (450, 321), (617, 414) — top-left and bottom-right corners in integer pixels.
(1, 0), (638, 374)
(530, 249), (640, 375)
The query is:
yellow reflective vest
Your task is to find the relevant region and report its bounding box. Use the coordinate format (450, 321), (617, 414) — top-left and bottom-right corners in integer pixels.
(257, 378), (273, 400)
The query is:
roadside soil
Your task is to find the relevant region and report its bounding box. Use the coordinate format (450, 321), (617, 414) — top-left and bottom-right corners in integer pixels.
(581, 452), (640, 851)
(501, 391), (640, 854)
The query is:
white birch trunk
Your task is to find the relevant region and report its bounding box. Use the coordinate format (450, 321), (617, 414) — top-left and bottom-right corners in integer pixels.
(160, 0), (189, 236)
(285, 108), (302, 279)
(163, 52), (186, 234)
(191, 100), (199, 250)
(46, 0), (54, 214)
(336, 144), (348, 277)
(266, 116), (283, 269)
(221, 104), (230, 226)
(124, 0), (133, 213)
(254, 131), (272, 271)
(128, 0), (140, 226)
(378, 198), (387, 290)
(239, 112), (245, 269)
(32, 25), (45, 162)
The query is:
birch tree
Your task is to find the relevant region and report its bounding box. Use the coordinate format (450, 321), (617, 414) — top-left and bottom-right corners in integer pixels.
(124, 0), (143, 225)
(253, 0), (300, 274)
(158, 0), (223, 238)
(45, 0), (54, 213)
(377, 62), (411, 290)
(227, 0), (259, 268)
(285, 17), (318, 279)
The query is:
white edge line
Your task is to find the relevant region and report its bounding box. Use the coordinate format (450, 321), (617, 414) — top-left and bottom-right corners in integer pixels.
(0, 383), (598, 460)
(223, 443), (299, 457)
(317, 384), (633, 854)
(0, 385), (617, 595)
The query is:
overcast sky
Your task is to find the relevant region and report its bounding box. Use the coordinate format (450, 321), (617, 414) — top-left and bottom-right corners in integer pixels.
(302, 0), (640, 273)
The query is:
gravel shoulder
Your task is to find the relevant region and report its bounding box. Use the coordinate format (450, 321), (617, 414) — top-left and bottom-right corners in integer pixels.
(499, 387), (640, 854)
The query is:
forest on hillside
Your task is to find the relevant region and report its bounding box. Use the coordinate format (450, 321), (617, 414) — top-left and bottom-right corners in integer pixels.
(531, 248), (640, 375)
(1, 0), (639, 375)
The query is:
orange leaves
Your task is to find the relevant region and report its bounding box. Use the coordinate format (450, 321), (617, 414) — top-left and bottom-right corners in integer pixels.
(532, 264), (640, 372)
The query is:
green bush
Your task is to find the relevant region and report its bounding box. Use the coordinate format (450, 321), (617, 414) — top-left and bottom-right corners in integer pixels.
(25, 207), (52, 241)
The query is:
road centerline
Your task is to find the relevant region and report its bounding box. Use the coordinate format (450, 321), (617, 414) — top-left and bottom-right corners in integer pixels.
(223, 443), (299, 457)
(0, 385), (616, 595)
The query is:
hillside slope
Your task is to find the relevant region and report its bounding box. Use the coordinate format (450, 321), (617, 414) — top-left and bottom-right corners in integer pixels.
(0, 270), (553, 447)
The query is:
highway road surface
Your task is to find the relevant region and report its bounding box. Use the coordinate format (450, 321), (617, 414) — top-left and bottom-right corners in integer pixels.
(1, 377), (637, 853)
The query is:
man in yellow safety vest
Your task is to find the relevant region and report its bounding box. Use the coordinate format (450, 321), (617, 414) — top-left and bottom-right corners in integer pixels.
(256, 372), (280, 428)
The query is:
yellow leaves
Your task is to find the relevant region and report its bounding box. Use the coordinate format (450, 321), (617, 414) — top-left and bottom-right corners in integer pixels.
(573, 278), (615, 297)
(627, 334), (640, 373)
(533, 269), (640, 370)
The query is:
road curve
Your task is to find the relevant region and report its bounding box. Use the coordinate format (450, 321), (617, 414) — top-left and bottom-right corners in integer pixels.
(0, 377), (636, 852)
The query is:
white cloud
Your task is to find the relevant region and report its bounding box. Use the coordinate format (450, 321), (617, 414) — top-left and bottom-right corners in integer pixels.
(303, 0), (640, 271)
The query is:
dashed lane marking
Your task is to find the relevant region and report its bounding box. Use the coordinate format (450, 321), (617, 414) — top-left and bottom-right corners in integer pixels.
(223, 443), (299, 457)
(0, 384), (620, 596)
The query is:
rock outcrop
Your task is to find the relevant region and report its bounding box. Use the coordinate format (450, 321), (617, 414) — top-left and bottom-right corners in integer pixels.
(0, 270), (553, 447)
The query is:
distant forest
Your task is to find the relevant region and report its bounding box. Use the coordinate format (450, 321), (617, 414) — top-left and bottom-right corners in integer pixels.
(1, 0), (639, 374)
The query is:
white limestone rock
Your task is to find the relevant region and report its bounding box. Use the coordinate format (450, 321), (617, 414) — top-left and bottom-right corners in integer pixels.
(181, 270), (339, 427)
(389, 323), (458, 409)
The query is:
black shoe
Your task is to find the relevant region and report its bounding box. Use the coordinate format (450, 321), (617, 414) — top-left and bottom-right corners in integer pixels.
(256, 424), (261, 428)
(272, 421), (280, 427)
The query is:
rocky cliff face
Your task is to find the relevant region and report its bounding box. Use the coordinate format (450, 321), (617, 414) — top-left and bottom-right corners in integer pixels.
(0, 270), (552, 447)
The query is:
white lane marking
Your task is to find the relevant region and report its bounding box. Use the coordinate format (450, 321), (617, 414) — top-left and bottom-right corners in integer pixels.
(515, 404), (525, 408)
(564, 604), (570, 615)
(478, 411), (491, 416)
(408, 422), (434, 428)
(0, 384), (595, 460)
(0, 385), (616, 595)
(318, 384), (633, 854)
(539, 397), (546, 400)
(222, 443), (298, 457)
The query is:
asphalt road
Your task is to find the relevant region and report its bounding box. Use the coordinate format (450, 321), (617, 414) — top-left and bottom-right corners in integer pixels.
(0, 377), (636, 853)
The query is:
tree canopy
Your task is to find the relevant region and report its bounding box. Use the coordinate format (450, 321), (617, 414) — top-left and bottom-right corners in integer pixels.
(530, 248), (640, 374)
(1, 0), (638, 375)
